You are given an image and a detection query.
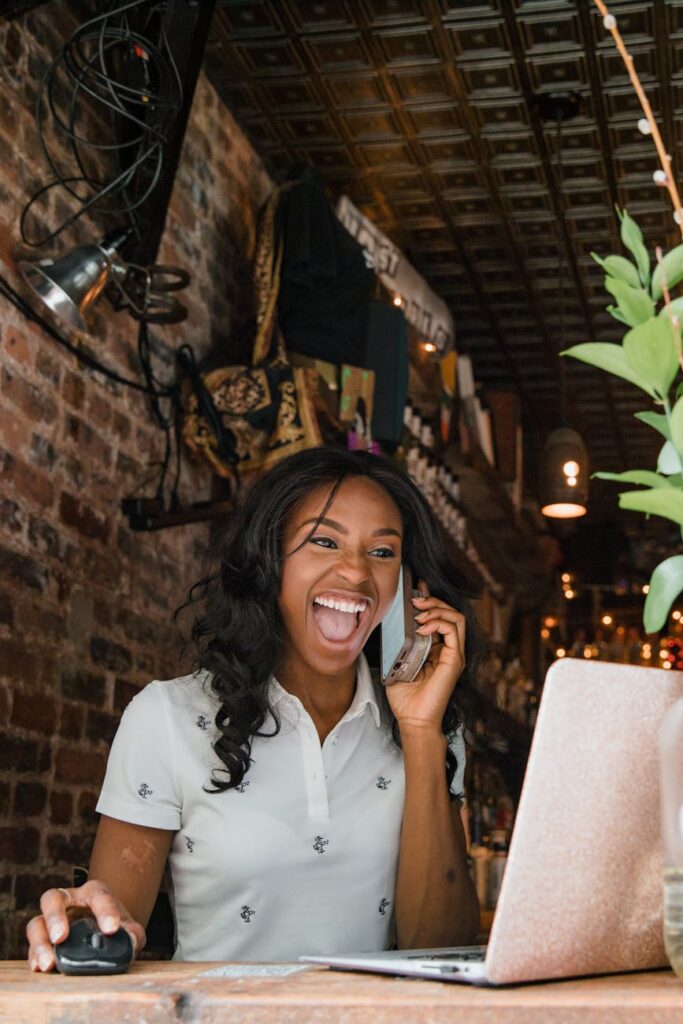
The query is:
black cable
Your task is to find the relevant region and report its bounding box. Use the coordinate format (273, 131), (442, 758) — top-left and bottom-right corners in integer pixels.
(20, 0), (182, 249)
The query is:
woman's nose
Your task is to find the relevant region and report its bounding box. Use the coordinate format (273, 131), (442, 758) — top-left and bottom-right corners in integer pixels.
(334, 551), (369, 585)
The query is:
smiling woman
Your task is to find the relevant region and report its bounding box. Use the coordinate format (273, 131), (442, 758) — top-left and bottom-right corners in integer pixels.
(26, 447), (482, 970)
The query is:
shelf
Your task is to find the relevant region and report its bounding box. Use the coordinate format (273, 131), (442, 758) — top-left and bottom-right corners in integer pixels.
(444, 441), (553, 609)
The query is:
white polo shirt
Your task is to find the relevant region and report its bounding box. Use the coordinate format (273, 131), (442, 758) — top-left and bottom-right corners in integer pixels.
(96, 655), (466, 961)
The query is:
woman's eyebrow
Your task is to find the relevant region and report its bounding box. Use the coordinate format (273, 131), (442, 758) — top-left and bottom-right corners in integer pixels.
(298, 516), (401, 539)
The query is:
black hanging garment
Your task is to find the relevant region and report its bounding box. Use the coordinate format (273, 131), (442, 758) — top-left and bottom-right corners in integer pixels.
(277, 167), (375, 367)
(365, 299), (409, 444)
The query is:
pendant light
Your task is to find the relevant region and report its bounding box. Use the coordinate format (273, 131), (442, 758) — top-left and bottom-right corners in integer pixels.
(537, 92), (588, 519)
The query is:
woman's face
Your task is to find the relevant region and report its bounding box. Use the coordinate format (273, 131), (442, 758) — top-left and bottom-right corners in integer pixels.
(278, 476), (403, 680)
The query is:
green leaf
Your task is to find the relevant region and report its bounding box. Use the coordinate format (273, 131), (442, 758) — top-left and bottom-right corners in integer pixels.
(607, 304), (629, 325)
(593, 470), (673, 488)
(623, 317), (679, 398)
(618, 487), (683, 526)
(658, 440), (683, 475)
(561, 343), (657, 398)
(634, 411), (671, 440)
(643, 556), (683, 633)
(658, 296), (683, 322)
(619, 209), (650, 286)
(671, 396), (683, 455)
(592, 252), (640, 288)
(651, 244), (683, 301)
(604, 277), (655, 326)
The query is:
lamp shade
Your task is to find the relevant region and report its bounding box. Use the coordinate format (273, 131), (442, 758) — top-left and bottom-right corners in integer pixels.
(19, 237), (127, 331)
(540, 427), (588, 519)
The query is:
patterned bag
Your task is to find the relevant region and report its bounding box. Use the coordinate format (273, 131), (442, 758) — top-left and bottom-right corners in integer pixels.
(182, 186), (321, 481)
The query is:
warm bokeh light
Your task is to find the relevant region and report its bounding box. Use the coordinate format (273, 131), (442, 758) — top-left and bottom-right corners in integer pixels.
(556, 648), (566, 658)
(541, 501), (587, 518)
(393, 294), (402, 307)
(642, 584), (650, 594)
(561, 573), (571, 583)
(563, 460), (580, 477)
(544, 616), (558, 628)
(564, 589), (575, 599)
(601, 615), (613, 626)
(660, 650), (668, 661)
(421, 341), (437, 353)
(583, 646), (593, 658)
(673, 611), (682, 621)
(540, 628), (550, 639)
(664, 662), (672, 670)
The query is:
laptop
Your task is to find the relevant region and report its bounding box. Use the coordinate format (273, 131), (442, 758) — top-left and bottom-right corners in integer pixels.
(302, 658), (683, 985)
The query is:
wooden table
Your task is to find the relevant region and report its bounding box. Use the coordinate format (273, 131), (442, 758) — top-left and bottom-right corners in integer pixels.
(1, 961), (682, 1023)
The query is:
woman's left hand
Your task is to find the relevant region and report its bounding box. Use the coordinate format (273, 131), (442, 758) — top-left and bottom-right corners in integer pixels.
(384, 581), (466, 736)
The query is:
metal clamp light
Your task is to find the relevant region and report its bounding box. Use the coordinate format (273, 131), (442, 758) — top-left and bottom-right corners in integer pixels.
(18, 231), (130, 332)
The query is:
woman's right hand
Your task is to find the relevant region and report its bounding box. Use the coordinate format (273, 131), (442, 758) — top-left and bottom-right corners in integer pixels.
(26, 880), (146, 972)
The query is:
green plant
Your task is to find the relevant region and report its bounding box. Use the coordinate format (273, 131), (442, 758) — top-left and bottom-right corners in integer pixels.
(562, 208), (683, 634)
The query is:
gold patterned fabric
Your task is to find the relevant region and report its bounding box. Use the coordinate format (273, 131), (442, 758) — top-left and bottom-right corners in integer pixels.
(182, 185), (321, 480)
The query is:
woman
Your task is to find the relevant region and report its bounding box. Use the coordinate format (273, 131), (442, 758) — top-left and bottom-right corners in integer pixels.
(27, 447), (481, 969)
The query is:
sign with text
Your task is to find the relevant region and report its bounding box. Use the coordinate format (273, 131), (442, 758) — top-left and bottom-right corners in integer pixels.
(336, 195), (454, 355)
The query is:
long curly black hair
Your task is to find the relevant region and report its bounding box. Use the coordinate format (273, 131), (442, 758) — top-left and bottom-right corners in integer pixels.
(180, 446), (483, 793)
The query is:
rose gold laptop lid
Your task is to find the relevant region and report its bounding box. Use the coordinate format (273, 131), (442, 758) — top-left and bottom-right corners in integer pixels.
(486, 658), (683, 985)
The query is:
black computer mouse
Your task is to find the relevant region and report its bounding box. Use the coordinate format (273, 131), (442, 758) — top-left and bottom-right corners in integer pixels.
(55, 916), (134, 975)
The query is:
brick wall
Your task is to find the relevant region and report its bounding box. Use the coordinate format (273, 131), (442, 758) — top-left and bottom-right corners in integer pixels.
(0, 4), (271, 958)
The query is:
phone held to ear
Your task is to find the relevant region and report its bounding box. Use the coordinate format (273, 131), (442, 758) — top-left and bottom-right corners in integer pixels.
(380, 565), (432, 684)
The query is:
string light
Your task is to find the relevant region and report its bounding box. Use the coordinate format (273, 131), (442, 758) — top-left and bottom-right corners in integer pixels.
(561, 573), (572, 583)
(564, 589), (575, 599)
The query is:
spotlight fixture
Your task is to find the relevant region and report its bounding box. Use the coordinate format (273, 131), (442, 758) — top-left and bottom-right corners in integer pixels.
(536, 91), (589, 520)
(540, 427), (588, 518)
(19, 232), (129, 332)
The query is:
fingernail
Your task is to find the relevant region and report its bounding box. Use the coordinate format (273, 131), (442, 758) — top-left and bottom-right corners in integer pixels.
(415, 611), (428, 620)
(29, 959), (37, 971)
(130, 932), (138, 953)
(48, 920), (63, 944)
(103, 916), (118, 932)
(39, 952), (52, 971)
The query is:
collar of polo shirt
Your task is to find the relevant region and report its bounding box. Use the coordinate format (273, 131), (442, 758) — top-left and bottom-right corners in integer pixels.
(269, 653), (382, 729)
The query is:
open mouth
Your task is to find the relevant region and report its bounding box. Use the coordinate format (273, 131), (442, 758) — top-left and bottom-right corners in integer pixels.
(311, 593), (371, 643)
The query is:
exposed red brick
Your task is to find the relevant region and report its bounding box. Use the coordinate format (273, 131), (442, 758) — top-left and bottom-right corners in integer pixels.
(1, 366), (58, 425)
(59, 491), (110, 543)
(49, 790), (73, 827)
(13, 782), (48, 818)
(11, 692), (59, 736)
(57, 701), (84, 742)
(61, 370), (86, 409)
(0, 448), (54, 507)
(114, 677), (140, 712)
(54, 748), (106, 785)
(4, 325), (33, 368)
(0, 827), (40, 864)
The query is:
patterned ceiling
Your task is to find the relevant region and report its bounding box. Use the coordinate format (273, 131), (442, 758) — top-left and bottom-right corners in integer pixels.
(204, 0), (681, 521)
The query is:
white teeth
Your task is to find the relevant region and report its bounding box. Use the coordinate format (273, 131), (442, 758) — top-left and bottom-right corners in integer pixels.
(314, 596), (368, 614)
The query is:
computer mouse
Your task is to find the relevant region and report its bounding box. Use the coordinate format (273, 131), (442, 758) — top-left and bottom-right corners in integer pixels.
(54, 916), (134, 975)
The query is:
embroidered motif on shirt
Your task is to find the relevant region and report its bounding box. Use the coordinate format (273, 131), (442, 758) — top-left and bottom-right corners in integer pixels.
(195, 714), (209, 731)
(313, 836), (330, 854)
(137, 782), (153, 799)
(185, 837), (195, 853)
(376, 776), (392, 790)
(378, 898), (391, 916)
(235, 780), (250, 793)
(240, 905), (255, 923)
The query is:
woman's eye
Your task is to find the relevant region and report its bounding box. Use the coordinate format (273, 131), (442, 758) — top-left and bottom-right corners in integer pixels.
(310, 536), (337, 549)
(371, 547), (397, 559)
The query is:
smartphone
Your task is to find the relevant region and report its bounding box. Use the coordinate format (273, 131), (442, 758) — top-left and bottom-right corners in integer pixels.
(380, 565), (432, 685)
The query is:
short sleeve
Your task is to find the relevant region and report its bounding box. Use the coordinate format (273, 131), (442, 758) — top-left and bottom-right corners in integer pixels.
(447, 726), (467, 804)
(96, 682), (181, 830)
